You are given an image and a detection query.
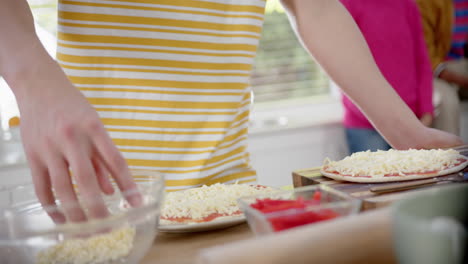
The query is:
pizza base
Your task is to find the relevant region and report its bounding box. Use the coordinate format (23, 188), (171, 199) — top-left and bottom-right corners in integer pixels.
(160, 184), (275, 225)
(160, 214), (243, 225)
(320, 158), (468, 183)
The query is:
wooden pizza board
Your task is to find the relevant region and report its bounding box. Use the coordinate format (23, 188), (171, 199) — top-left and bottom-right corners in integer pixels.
(292, 145), (468, 211)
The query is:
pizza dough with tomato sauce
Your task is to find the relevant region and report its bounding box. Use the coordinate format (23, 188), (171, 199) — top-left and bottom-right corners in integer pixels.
(320, 149), (468, 183)
(160, 183), (275, 224)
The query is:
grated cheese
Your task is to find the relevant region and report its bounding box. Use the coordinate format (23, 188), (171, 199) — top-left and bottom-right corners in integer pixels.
(323, 149), (465, 177)
(161, 183), (275, 221)
(36, 226), (135, 264)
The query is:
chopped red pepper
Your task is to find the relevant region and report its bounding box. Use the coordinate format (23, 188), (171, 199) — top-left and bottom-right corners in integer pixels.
(312, 191), (321, 201)
(249, 191), (339, 232)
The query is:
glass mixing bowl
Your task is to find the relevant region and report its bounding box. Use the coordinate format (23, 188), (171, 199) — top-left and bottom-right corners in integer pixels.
(0, 169), (164, 264)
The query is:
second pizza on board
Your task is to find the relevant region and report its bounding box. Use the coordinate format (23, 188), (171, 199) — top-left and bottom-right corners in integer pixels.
(320, 149), (468, 183)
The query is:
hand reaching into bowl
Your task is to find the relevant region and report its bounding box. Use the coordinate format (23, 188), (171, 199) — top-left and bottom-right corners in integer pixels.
(19, 66), (142, 223)
(12, 55), (142, 223)
(0, 2), (142, 223)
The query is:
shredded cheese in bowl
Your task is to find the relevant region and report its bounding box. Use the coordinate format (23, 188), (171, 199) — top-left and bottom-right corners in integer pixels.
(2, 170), (164, 264)
(161, 183), (276, 223)
(36, 226), (135, 264)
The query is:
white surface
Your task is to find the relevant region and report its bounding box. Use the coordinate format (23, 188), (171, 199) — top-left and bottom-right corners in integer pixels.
(249, 97), (347, 188)
(0, 163), (31, 187)
(249, 96), (342, 134)
(159, 216), (246, 233)
(249, 123), (347, 188)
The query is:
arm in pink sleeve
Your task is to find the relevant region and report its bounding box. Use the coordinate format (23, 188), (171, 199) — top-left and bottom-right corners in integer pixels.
(408, 0), (434, 117)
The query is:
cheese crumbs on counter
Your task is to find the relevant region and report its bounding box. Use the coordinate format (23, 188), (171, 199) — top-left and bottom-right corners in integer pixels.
(36, 226), (135, 264)
(161, 183), (276, 221)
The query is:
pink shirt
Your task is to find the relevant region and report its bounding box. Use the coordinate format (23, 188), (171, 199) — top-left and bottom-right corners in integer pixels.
(340, 0), (434, 129)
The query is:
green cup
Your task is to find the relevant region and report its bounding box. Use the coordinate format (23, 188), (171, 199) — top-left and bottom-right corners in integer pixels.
(392, 184), (468, 264)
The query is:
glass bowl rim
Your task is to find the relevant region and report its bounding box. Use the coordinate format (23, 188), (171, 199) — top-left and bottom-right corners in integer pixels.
(0, 170), (165, 239)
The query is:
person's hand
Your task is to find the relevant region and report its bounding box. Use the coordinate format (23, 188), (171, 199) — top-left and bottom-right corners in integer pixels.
(415, 127), (464, 150)
(383, 122), (463, 150)
(11, 53), (141, 224)
(419, 113), (433, 127)
(457, 75), (468, 90)
(439, 68), (468, 90)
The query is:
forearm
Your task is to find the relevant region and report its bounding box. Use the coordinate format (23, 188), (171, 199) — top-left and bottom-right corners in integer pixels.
(282, 0), (426, 149)
(0, 0), (58, 99)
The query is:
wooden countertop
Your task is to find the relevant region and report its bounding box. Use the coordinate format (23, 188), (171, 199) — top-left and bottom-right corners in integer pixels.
(141, 208), (397, 264)
(141, 223), (252, 264)
(197, 208), (397, 264)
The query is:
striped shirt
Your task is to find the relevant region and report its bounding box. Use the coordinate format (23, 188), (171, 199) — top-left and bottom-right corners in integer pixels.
(57, 0), (266, 191)
(447, 0), (468, 60)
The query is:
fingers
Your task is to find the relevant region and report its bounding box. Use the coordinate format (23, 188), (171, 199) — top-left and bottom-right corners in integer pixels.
(449, 134), (464, 146)
(30, 160), (66, 224)
(93, 155), (114, 195)
(65, 143), (110, 220)
(435, 129), (464, 147)
(425, 128), (464, 149)
(89, 122), (142, 207)
(46, 150), (87, 223)
(18, 83), (127, 224)
(29, 141), (111, 223)
(419, 114), (433, 127)
(55, 120), (110, 220)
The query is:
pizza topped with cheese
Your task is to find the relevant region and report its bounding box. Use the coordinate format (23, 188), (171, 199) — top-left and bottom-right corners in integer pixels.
(160, 183), (276, 225)
(320, 149), (468, 183)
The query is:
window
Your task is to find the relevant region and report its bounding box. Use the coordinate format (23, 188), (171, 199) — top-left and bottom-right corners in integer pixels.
(251, 0), (330, 104)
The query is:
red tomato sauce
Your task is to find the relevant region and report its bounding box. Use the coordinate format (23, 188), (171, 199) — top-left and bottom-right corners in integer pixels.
(162, 210), (242, 223)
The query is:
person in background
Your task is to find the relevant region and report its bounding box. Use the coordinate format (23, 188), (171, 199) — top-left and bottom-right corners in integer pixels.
(338, 0), (434, 154)
(0, 0), (462, 223)
(416, 0), (468, 136)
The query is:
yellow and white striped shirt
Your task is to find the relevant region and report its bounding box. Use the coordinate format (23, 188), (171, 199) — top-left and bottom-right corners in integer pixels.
(57, 0), (266, 191)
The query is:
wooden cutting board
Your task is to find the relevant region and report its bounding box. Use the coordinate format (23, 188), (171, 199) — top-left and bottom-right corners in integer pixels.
(292, 145), (468, 211)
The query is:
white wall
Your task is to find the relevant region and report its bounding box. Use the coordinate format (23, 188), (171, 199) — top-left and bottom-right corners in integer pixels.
(249, 123), (348, 187)
(248, 98), (348, 187)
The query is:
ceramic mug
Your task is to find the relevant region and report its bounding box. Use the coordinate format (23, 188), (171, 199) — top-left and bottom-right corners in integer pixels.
(392, 184), (468, 264)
